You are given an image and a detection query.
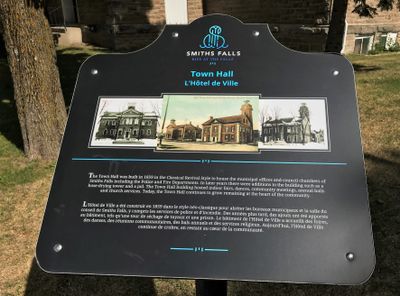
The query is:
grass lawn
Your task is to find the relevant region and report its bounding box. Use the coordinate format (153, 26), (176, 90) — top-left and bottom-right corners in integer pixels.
(0, 49), (399, 295)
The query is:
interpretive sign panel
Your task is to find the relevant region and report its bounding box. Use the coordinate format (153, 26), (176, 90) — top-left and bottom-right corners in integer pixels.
(36, 14), (375, 284)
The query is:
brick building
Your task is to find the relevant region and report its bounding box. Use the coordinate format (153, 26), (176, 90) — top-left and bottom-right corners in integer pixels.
(343, 0), (400, 54)
(202, 101), (254, 144)
(50, 0), (400, 53)
(96, 105), (158, 140)
(165, 120), (202, 141)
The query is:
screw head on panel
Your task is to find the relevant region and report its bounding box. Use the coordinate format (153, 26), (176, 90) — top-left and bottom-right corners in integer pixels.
(333, 70), (340, 76)
(346, 252), (355, 261)
(53, 243), (63, 253)
(172, 32), (179, 38)
(91, 69), (98, 75)
(253, 30), (260, 37)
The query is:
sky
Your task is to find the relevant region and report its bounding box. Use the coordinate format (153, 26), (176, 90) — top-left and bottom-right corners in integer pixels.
(160, 95), (260, 130)
(96, 98), (162, 114)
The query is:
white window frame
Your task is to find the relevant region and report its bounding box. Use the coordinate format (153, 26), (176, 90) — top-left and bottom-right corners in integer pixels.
(164, 0), (188, 24)
(354, 35), (374, 54)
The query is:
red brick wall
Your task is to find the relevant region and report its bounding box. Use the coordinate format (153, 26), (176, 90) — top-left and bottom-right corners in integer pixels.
(204, 0), (330, 24)
(78, 0), (335, 52)
(343, 0), (400, 53)
(111, 0), (166, 50)
(203, 0), (332, 51)
(78, 0), (167, 50)
(346, 0), (400, 25)
(78, 0), (113, 48)
(187, 0), (203, 23)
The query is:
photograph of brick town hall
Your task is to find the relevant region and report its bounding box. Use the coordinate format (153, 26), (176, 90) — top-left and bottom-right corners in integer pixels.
(95, 104), (158, 141)
(164, 100), (254, 144)
(159, 98), (259, 152)
(165, 120), (202, 142)
(201, 100), (254, 144)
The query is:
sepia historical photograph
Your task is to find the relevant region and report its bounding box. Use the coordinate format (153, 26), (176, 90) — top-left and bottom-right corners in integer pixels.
(90, 98), (162, 147)
(258, 98), (329, 150)
(157, 95), (260, 152)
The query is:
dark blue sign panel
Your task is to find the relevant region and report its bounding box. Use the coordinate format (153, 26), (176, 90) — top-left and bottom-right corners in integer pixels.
(36, 14), (375, 284)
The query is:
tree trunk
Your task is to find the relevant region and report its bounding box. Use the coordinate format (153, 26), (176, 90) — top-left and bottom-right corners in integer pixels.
(325, 0), (349, 53)
(0, 0), (67, 160)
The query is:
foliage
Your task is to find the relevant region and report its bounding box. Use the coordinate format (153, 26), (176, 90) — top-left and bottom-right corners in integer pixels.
(353, 0), (400, 17)
(368, 42), (400, 55)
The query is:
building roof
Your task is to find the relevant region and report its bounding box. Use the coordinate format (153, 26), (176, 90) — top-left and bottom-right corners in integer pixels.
(101, 110), (159, 119)
(102, 112), (119, 117)
(143, 112), (159, 119)
(202, 114), (246, 125)
(167, 122), (201, 130)
(263, 117), (302, 125)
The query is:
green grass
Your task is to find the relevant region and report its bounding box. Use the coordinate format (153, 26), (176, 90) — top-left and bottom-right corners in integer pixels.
(56, 46), (110, 107)
(0, 49), (399, 295)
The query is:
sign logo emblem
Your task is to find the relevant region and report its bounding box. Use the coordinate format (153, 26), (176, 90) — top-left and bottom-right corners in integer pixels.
(200, 25), (229, 49)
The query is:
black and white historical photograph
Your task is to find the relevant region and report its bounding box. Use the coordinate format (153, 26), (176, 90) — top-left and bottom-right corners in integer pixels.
(258, 98), (329, 150)
(90, 98), (162, 147)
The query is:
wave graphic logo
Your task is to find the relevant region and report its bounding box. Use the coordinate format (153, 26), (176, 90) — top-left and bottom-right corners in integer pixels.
(200, 25), (229, 49)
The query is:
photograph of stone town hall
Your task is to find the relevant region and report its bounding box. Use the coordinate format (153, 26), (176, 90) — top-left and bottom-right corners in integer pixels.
(90, 98), (162, 147)
(157, 95), (260, 152)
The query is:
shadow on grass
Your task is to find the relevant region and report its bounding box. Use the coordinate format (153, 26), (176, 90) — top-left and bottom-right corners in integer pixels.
(0, 59), (23, 149)
(230, 150), (400, 296)
(0, 47), (109, 151)
(24, 259), (157, 296)
(56, 47), (109, 108)
(353, 63), (382, 73)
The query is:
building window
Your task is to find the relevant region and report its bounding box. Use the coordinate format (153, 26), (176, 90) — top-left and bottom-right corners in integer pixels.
(147, 129), (151, 135)
(134, 118), (139, 124)
(231, 126), (235, 132)
(354, 35), (374, 54)
(103, 130), (107, 135)
(287, 127), (291, 133)
(118, 130), (122, 136)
